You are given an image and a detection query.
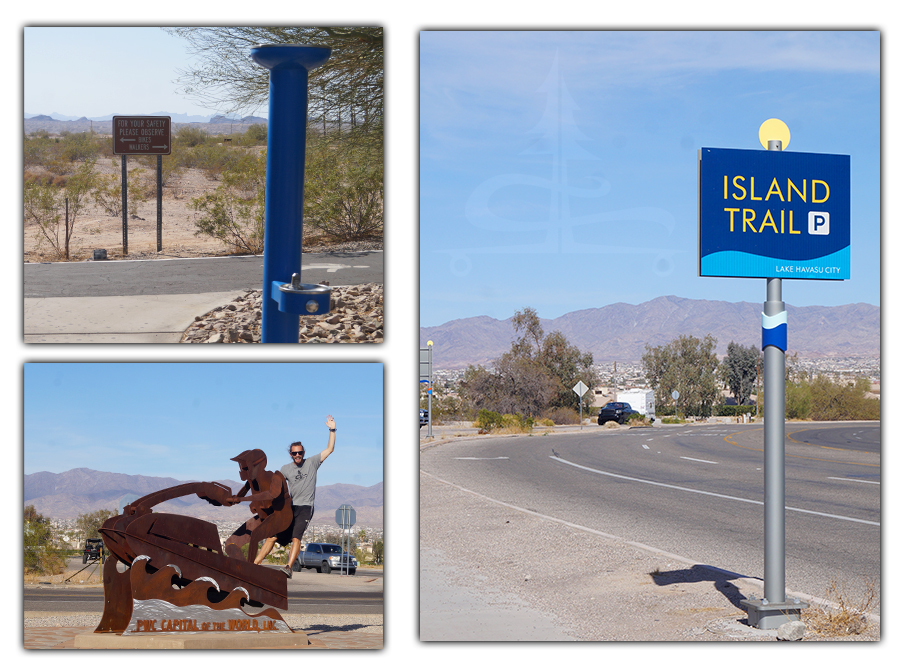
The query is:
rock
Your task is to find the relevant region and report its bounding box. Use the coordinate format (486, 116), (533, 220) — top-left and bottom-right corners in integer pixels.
(180, 283), (383, 345)
(776, 620), (806, 641)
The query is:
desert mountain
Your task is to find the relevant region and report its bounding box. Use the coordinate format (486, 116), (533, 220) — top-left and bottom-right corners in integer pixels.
(420, 295), (879, 369)
(24, 468), (383, 528)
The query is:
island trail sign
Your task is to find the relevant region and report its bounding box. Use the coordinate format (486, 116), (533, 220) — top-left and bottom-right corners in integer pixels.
(698, 147), (849, 280)
(112, 116), (171, 155)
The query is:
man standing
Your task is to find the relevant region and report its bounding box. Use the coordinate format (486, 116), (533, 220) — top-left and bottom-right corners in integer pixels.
(256, 415), (336, 577)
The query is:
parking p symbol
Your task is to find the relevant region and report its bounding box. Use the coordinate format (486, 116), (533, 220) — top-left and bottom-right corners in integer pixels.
(808, 211), (830, 236)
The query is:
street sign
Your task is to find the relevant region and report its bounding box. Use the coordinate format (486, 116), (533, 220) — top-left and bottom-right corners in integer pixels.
(419, 347), (432, 380)
(335, 504), (356, 529)
(112, 116), (171, 155)
(698, 147), (849, 280)
(572, 381), (588, 397)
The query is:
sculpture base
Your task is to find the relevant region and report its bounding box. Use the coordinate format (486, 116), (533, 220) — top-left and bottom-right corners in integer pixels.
(73, 630), (309, 649)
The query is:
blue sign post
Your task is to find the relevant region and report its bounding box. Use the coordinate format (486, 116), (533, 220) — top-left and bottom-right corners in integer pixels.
(699, 122), (849, 630)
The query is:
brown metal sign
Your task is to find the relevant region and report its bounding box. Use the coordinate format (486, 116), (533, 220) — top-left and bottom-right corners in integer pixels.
(112, 115), (171, 155)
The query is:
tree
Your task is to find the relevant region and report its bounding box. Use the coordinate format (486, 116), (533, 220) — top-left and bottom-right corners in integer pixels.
(372, 539), (383, 565)
(75, 509), (115, 546)
(720, 341), (760, 405)
(642, 334), (720, 416)
(458, 307), (595, 419)
(164, 27), (383, 147)
(24, 505), (66, 575)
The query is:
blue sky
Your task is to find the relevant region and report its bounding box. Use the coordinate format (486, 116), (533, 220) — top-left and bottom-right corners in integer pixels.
(23, 363), (383, 487)
(419, 31), (881, 326)
(24, 27), (239, 119)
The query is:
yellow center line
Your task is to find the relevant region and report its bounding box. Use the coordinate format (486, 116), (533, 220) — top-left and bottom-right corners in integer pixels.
(723, 428), (879, 468)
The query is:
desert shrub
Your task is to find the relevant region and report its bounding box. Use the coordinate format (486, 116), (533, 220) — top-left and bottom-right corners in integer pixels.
(25, 158), (98, 259)
(803, 579), (879, 637)
(534, 417), (555, 427)
(627, 412), (650, 426)
(474, 409), (503, 432)
(190, 150), (266, 254)
(545, 406), (580, 425)
(60, 132), (102, 162)
(175, 125), (212, 148)
(500, 413), (533, 432)
(243, 123), (268, 144)
(24, 506), (67, 575)
(304, 136), (383, 241)
(713, 404), (756, 417)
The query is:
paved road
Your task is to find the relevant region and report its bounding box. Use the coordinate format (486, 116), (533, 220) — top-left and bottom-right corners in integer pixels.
(420, 421), (880, 614)
(25, 568), (383, 617)
(24, 251), (383, 298)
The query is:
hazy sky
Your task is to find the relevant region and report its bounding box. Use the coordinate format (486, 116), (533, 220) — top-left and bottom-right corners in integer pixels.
(420, 31), (881, 326)
(24, 363), (383, 487)
(24, 27), (241, 119)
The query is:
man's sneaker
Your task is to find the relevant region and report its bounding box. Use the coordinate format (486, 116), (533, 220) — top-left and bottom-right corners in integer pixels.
(279, 565), (292, 578)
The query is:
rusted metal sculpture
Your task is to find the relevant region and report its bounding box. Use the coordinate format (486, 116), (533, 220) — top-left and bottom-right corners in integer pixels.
(95, 451), (294, 636)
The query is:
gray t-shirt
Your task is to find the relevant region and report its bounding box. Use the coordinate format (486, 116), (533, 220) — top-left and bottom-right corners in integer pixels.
(280, 453), (322, 507)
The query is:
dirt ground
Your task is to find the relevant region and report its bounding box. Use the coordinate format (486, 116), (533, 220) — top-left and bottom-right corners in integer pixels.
(24, 157), (354, 263)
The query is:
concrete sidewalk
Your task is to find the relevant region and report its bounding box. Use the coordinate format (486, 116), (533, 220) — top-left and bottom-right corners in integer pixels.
(24, 291), (242, 343)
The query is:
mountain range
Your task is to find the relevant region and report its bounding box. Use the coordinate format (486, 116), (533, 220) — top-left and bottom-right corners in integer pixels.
(24, 468), (383, 528)
(420, 295), (880, 369)
(25, 112), (267, 124)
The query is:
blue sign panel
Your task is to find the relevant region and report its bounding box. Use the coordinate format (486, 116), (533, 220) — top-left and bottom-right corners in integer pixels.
(698, 148), (850, 280)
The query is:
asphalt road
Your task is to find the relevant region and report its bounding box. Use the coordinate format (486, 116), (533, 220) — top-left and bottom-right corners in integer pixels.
(23, 251), (383, 298)
(24, 568), (383, 617)
(420, 421), (880, 613)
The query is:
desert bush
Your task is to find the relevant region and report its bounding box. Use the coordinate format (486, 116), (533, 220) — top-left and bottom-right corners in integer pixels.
(175, 125), (212, 148)
(60, 132), (103, 162)
(190, 150), (266, 254)
(544, 406), (580, 425)
(243, 123), (267, 144)
(803, 579), (879, 637)
(627, 413), (651, 426)
(25, 159), (97, 259)
(474, 409), (503, 432)
(304, 136), (383, 242)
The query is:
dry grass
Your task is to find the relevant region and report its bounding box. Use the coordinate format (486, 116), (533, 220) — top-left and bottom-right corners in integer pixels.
(803, 579), (879, 637)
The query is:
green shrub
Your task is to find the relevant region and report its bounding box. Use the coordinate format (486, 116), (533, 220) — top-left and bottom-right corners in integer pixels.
(474, 409), (503, 432)
(713, 404), (756, 417)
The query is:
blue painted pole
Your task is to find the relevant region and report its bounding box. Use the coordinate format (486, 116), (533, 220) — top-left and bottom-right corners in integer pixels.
(250, 44), (331, 343)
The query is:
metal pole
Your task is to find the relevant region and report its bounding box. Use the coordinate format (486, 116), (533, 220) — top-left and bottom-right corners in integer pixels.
(251, 44), (331, 343)
(763, 137), (788, 609)
(121, 154), (128, 256)
(157, 154), (163, 252)
(763, 275), (785, 604)
(427, 342), (434, 438)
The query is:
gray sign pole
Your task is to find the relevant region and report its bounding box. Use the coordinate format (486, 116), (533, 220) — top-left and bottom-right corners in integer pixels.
(741, 137), (807, 628)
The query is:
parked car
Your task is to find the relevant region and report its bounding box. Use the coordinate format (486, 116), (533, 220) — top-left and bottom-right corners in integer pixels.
(292, 542), (358, 575)
(598, 402), (640, 425)
(83, 538), (104, 563)
(419, 408), (429, 427)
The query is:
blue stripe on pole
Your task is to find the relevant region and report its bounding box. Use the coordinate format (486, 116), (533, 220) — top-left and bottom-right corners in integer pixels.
(761, 311), (787, 351)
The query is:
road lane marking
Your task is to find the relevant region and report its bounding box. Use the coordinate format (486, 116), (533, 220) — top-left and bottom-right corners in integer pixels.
(550, 455), (879, 526)
(680, 456), (718, 464)
(642, 445), (649, 450)
(420, 470), (880, 623)
(828, 477), (879, 485)
(453, 457), (509, 460)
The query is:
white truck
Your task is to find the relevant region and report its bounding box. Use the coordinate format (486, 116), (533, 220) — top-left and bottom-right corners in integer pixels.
(616, 389), (655, 420)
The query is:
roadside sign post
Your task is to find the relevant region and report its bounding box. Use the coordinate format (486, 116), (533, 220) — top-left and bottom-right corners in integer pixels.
(572, 380), (588, 428)
(112, 116), (171, 256)
(420, 341), (433, 437)
(698, 119), (849, 628)
(335, 504), (356, 576)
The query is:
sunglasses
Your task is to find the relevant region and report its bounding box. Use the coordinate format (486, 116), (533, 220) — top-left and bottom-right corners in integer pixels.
(291, 451), (304, 456)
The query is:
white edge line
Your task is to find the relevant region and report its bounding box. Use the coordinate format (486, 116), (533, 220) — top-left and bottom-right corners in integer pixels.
(680, 456), (719, 464)
(828, 477), (880, 485)
(420, 469), (880, 623)
(551, 455), (879, 527)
